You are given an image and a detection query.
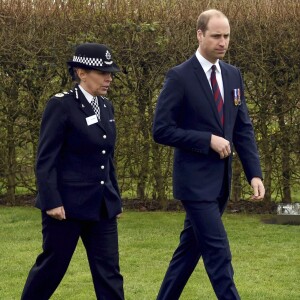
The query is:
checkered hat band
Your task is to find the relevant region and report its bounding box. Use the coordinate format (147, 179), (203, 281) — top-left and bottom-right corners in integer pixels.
(73, 56), (113, 67)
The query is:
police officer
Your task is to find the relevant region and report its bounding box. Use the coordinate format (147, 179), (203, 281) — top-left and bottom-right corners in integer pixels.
(21, 43), (124, 300)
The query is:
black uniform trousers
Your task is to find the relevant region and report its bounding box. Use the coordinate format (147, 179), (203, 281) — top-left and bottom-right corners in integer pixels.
(21, 205), (124, 300)
(157, 165), (240, 300)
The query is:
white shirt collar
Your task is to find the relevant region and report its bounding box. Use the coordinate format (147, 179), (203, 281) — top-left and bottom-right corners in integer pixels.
(195, 50), (221, 74)
(78, 85), (95, 104)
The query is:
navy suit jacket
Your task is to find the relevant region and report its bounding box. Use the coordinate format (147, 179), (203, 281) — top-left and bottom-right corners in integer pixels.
(35, 84), (122, 220)
(153, 55), (262, 201)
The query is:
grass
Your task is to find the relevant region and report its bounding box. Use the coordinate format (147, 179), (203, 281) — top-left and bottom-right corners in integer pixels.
(0, 207), (299, 299)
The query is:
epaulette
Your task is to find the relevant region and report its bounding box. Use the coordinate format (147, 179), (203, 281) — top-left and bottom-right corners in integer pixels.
(54, 91), (70, 98)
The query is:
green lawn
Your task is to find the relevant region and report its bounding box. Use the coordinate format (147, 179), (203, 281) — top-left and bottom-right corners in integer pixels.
(0, 207), (299, 299)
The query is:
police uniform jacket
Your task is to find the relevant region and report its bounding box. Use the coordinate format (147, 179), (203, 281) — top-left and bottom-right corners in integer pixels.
(35, 84), (122, 220)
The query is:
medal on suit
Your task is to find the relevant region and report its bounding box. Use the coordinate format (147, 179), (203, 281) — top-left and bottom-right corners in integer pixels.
(233, 88), (241, 106)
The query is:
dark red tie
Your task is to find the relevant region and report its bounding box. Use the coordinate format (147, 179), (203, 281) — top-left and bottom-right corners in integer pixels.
(210, 65), (224, 126)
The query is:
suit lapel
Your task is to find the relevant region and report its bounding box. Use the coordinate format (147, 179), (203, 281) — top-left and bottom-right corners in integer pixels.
(97, 96), (111, 132)
(73, 85), (107, 133)
(220, 62), (231, 135)
(191, 56), (223, 131)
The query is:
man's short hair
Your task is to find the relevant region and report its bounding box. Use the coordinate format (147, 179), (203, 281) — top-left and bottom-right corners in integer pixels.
(196, 9), (228, 33)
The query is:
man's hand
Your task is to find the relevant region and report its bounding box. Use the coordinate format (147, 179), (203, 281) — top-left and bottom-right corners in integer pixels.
(251, 177), (265, 201)
(46, 206), (66, 220)
(210, 134), (231, 159)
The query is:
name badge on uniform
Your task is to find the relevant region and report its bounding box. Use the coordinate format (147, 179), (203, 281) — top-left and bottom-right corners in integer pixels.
(86, 115), (98, 126)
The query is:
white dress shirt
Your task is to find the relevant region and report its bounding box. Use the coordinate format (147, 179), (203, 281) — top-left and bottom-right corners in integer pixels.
(195, 50), (224, 101)
(78, 85), (95, 104)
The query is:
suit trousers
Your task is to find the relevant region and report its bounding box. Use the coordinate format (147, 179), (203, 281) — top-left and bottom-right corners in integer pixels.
(156, 176), (240, 300)
(21, 210), (124, 300)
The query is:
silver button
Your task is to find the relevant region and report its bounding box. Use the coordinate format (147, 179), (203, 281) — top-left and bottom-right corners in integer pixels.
(100, 181), (105, 185)
(101, 165), (105, 169)
(102, 150), (106, 154)
(103, 135), (107, 139)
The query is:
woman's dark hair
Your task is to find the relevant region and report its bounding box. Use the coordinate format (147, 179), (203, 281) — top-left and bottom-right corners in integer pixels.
(68, 66), (92, 82)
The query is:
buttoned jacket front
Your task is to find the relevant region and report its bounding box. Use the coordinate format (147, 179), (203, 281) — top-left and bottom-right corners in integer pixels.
(35, 84), (122, 220)
(153, 55), (263, 201)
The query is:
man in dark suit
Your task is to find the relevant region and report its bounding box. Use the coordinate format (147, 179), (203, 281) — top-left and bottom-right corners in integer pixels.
(153, 9), (265, 300)
(21, 43), (124, 300)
